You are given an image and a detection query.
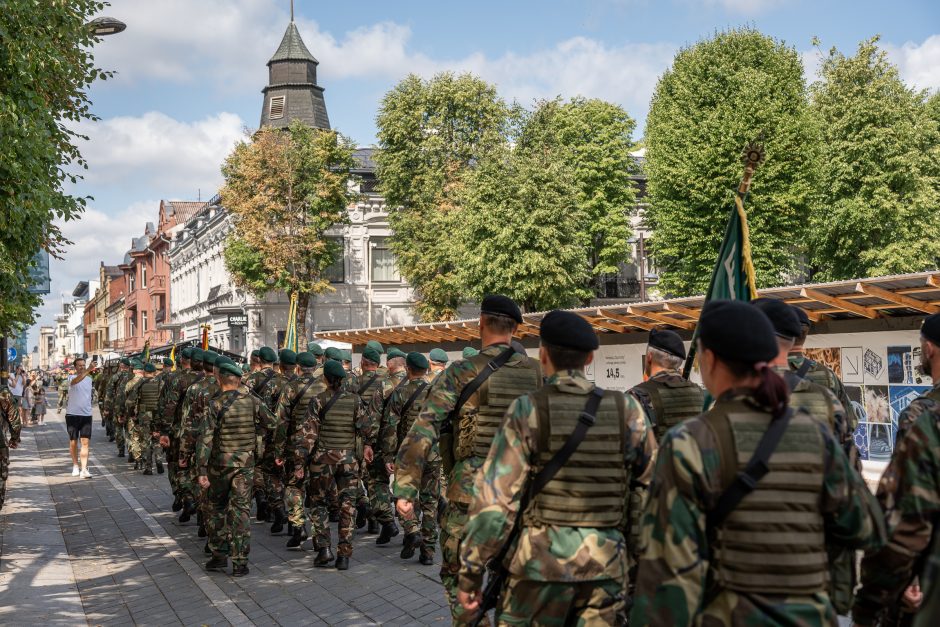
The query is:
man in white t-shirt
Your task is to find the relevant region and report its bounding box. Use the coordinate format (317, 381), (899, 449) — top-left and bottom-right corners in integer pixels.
(66, 357), (96, 478)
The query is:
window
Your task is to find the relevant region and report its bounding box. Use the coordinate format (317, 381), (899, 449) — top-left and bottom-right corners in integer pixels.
(323, 237), (345, 283)
(141, 265), (147, 289)
(269, 95), (286, 119)
(371, 238), (401, 282)
(141, 310), (148, 332)
(128, 272), (135, 292)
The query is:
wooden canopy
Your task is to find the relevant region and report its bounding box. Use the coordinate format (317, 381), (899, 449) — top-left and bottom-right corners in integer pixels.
(315, 271), (940, 347)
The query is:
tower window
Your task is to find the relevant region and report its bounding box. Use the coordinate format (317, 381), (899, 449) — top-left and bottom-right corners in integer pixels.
(269, 95), (286, 119)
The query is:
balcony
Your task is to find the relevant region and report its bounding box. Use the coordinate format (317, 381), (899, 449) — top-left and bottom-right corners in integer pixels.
(125, 289), (139, 310)
(155, 308), (166, 324)
(148, 275), (166, 296)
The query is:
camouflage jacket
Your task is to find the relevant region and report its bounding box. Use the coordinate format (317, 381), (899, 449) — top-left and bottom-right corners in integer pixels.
(272, 372), (326, 461)
(0, 389), (22, 449)
(243, 368), (273, 397)
(117, 374), (141, 421)
(290, 387), (369, 466)
(180, 378), (221, 462)
(154, 368), (181, 435)
(380, 374), (435, 466)
(103, 370), (129, 416)
(257, 369), (289, 413)
(365, 369), (407, 447)
(789, 352), (857, 435)
(458, 371), (655, 591)
(194, 389), (277, 474)
(895, 381), (940, 438)
(853, 395), (940, 625)
(124, 376), (149, 419)
(630, 390), (885, 627)
(171, 371), (205, 437)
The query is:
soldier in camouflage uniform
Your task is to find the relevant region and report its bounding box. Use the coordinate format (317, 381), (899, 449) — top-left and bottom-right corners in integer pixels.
(382, 352), (438, 564)
(462, 346), (479, 359)
(258, 348), (296, 534)
(630, 301), (885, 627)
(0, 387), (23, 509)
(130, 363), (163, 475)
(292, 360), (372, 570)
(307, 343), (325, 379)
(852, 313), (940, 627)
(165, 348), (204, 512)
(349, 346), (384, 529)
(394, 295), (542, 625)
(125, 361), (155, 469)
(181, 351), (222, 533)
(366, 347), (408, 544)
(94, 365), (112, 431)
(458, 310), (655, 625)
(176, 350), (215, 523)
(198, 359), (278, 577)
(273, 351), (325, 549)
(247, 346), (279, 522)
(116, 360), (143, 461)
(155, 351), (189, 506)
(104, 359), (131, 454)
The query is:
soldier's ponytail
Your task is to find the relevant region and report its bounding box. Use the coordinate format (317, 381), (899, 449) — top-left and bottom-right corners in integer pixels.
(751, 362), (789, 420)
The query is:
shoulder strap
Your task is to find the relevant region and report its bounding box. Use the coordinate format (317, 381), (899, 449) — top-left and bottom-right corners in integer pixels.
(795, 358), (814, 379)
(288, 377), (319, 418)
(707, 407), (795, 529)
(784, 370), (803, 393)
(399, 381), (429, 422)
(447, 347), (516, 424)
(318, 389), (344, 422)
(381, 377), (410, 419)
(211, 391), (244, 439)
(357, 373), (379, 396)
(253, 370), (276, 396)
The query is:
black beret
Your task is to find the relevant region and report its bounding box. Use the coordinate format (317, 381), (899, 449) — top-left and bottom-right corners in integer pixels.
(481, 294), (523, 324)
(698, 300), (777, 365)
(539, 310), (599, 351)
(791, 306), (811, 328)
(406, 352), (429, 370)
(323, 359), (347, 380)
(649, 328), (686, 359)
(279, 349), (297, 365)
(922, 313), (940, 345)
(751, 298), (802, 340)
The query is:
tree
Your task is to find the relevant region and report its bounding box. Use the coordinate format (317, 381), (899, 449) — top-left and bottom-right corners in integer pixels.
(458, 146), (590, 312)
(221, 121), (358, 342)
(0, 0), (111, 335)
(375, 72), (509, 320)
(808, 37), (940, 280)
(516, 97), (638, 296)
(644, 28), (817, 297)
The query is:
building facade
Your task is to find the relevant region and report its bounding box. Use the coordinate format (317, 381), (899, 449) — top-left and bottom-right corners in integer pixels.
(38, 326), (55, 370)
(83, 263), (123, 355)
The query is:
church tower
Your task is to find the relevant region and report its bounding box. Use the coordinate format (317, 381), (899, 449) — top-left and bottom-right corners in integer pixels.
(260, 19), (330, 130)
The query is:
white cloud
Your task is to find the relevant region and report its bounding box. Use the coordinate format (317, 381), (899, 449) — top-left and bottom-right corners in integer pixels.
(885, 34), (940, 92)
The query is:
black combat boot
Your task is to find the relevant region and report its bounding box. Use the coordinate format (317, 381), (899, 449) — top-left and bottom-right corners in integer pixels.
(329, 509), (340, 523)
(255, 494), (269, 522)
(172, 496), (182, 512)
(117, 448), (125, 458)
(355, 503), (370, 529)
(400, 532), (420, 559)
(335, 555), (349, 570)
(367, 518), (380, 534)
(205, 555), (227, 572)
(198, 523), (207, 538)
(286, 527), (306, 550)
(203, 541), (212, 555)
(418, 548), (434, 566)
(376, 521), (400, 545)
(142, 467), (153, 476)
(156, 460), (164, 474)
(128, 452), (136, 464)
(270, 507), (287, 534)
(231, 563), (249, 577)
(314, 547), (335, 567)
(178, 500), (195, 524)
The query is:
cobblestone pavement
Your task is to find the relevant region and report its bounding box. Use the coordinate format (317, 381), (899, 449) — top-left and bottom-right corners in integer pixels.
(0, 402), (450, 626)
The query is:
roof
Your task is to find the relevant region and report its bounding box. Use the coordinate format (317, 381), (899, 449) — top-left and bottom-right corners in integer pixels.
(269, 22), (318, 65)
(315, 271), (940, 346)
(164, 201), (208, 224)
(103, 265), (122, 279)
(352, 147), (376, 172)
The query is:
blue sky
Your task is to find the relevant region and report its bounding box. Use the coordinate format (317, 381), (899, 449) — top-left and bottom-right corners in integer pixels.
(28, 0), (940, 352)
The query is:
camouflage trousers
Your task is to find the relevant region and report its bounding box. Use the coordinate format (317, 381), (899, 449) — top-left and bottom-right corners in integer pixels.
(205, 464), (254, 565)
(114, 418), (128, 453)
(356, 464), (369, 509)
(0, 447), (9, 509)
(265, 461), (285, 512)
(441, 500), (489, 626)
(127, 417), (144, 460)
(366, 461), (394, 524)
(495, 577), (626, 626)
(308, 450), (358, 557)
(401, 461), (441, 550)
(166, 437), (180, 495)
(177, 458), (196, 505)
(284, 474), (307, 529)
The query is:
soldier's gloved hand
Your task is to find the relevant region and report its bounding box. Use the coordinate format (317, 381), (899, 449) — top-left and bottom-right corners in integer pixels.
(159, 435), (170, 448)
(396, 499), (413, 518)
(457, 589), (481, 612)
(198, 475), (210, 489)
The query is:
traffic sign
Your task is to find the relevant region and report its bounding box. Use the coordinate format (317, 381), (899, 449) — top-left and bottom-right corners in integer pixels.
(7, 347), (17, 362)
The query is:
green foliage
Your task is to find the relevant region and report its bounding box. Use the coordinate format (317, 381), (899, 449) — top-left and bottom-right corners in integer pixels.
(0, 0), (110, 334)
(808, 37), (940, 280)
(644, 28), (817, 297)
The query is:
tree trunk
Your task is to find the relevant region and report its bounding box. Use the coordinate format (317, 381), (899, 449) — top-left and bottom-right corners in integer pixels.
(295, 290), (310, 348)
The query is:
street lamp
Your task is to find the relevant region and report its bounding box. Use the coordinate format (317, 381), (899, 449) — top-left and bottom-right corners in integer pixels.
(87, 16), (126, 36)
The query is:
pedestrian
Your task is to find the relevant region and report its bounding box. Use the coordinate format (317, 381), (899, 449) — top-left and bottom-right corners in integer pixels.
(393, 294), (542, 625)
(197, 359), (278, 578)
(629, 300), (885, 626)
(9, 366), (27, 425)
(21, 381), (34, 426)
(32, 383), (47, 426)
(0, 386), (22, 510)
(852, 313), (940, 627)
(66, 357), (97, 478)
(458, 310), (656, 625)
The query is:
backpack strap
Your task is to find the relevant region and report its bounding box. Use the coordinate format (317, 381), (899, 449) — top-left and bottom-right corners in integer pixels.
(795, 358), (814, 380)
(318, 389), (343, 423)
(252, 370), (276, 397)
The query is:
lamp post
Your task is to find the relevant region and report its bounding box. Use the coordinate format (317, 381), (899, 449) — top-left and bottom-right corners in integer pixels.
(87, 16), (126, 36)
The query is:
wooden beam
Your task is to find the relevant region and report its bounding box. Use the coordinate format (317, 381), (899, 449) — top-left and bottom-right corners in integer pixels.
(898, 285), (940, 295)
(929, 275), (940, 289)
(582, 316), (627, 333)
(856, 282), (939, 314)
(628, 307), (696, 330)
(800, 288), (880, 319)
(663, 303), (701, 320)
(603, 311), (655, 331)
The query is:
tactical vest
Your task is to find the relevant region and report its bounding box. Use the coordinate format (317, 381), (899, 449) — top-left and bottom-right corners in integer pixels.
(138, 378), (161, 415)
(631, 373), (704, 442)
(788, 378), (836, 431)
(287, 375), (322, 439)
(356, 371), (382, 401)
(705, 400), (829, 595)
(318, 391), (358, 451)
(523, 386), (627, 527)
(456, 351), (541, 460)
(214, 393), (258, 454)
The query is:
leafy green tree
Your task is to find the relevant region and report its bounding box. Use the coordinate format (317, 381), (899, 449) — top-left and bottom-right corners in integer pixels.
(0, 0), (111, 335)
(221, 121), (358, 341)
(644, 28), (817, 297)
(516, 98), (638, 295)
(375, 72), (509, 320)
(458, 146), (590, 311)
(808, 37), (940, 279)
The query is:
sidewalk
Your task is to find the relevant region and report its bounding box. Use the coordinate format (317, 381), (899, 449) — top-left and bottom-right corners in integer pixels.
(0, 407), (450, 626)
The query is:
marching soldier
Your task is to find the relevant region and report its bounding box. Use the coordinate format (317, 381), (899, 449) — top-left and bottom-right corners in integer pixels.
(393, 295), (542, 625)
(307, 343), (325, 378)
(248, 346), (278, 522)
(852, 313), (940, 627)
(166, 348), (205, 513)
(130, 363), (163, 474)
(176, 350), (215, 523)
(292, 360), (372, 570)
(350, 346), (384, 529)
(630, 300), (885, 626)
(0, 386), (22, 510)
(258, 348), (295, 534)
(116, 360), (143, 462)
(104, 358), (130, 453)
(156, 348), (194, 509)
(458, 310), (655, 625)
(428, 348), (448, 377)
(198, 359), (278, 577)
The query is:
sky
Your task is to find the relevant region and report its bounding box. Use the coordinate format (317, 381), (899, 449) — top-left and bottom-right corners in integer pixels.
(27, 0), (940, 352)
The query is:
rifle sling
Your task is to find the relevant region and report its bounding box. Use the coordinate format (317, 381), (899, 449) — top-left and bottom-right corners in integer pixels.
(398, 381), (429, 427)
(443, 347), (516, 432)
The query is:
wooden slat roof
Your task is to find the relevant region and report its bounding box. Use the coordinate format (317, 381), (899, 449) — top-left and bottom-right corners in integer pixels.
(316, 271), (940, 346)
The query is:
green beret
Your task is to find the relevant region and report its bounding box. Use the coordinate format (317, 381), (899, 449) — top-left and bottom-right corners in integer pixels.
(429, 348), (449, 364)
(189, 348), (204, 362)
(120, 357), (131, 366)
(180, 347), (194, 359)
(203, 350), (220, 366)
(241, 363), (250, 373)
(323, 359), (347, 380)
(462, 347), (479, 359)
(130, 359), (144, 369)
(297, 351), (318, 368)
(387, 348), (407, 360)
(250, 349), (260, 358)
(279, 349), (297, 365)
(366, 340), (385, 354)
(143, 363), (157, 373)
(215, 356), (234, 369)
(340, 349), (352, 362)
(361, 347), (381, 364)
(406, 352), (429, 370)
(307, 342), (324, 356)
(163, 358), (175, 367)
(259, 346), (277, 363)
(324, 347), (342, 361)
(218, 361), (243, 378)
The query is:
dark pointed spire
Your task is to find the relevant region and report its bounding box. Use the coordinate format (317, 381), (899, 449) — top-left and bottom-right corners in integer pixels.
(260, 19), (330, 130)
(268, 22), (318, 65)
